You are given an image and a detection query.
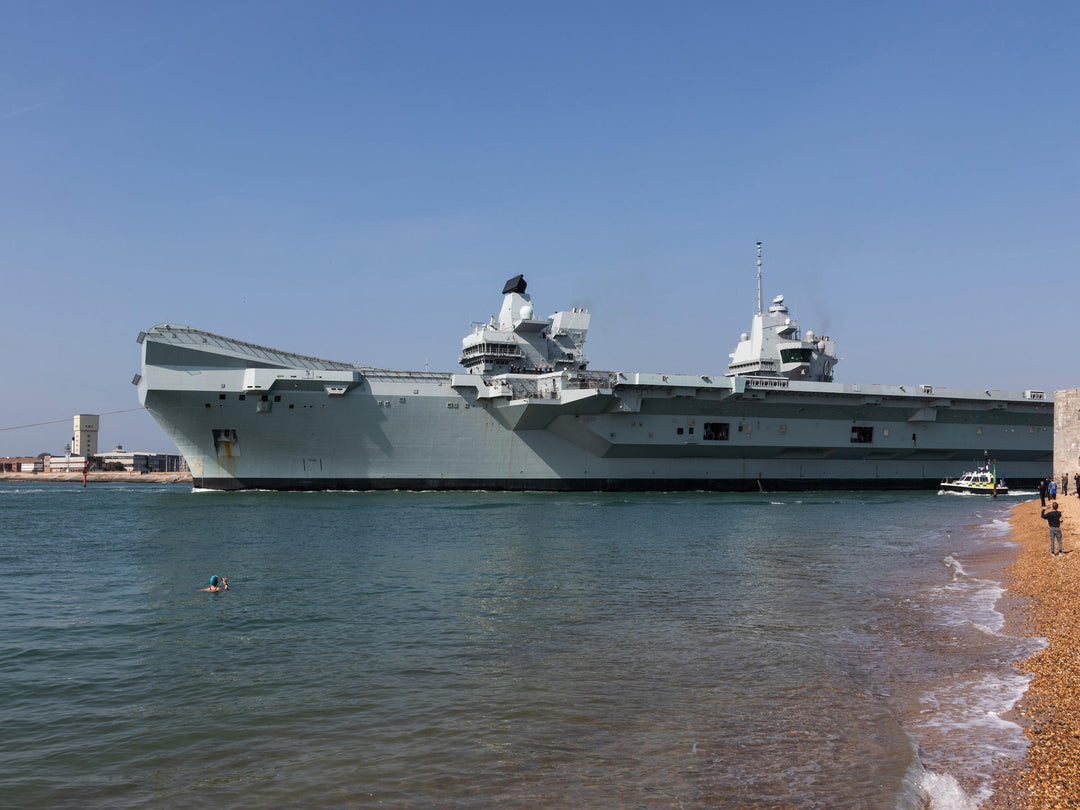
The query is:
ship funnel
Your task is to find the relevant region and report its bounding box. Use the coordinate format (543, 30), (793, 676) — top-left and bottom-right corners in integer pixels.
(502, 275), (527, 295)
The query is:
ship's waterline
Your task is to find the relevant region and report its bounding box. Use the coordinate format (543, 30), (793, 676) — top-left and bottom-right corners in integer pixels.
(137, 271), (1051, 492)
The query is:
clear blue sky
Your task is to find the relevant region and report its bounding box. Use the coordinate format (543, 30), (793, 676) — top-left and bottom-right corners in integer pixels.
(2, 1), (1077, 456)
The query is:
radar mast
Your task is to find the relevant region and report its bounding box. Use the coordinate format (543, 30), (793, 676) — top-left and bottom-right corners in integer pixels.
(756, 241), (764, 316)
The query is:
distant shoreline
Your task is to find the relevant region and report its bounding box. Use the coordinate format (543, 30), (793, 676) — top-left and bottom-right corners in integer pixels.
(0, 471), (192, 484)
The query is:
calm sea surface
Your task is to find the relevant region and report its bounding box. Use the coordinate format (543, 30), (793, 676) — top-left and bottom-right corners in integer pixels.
(0, 483), (1042, 809)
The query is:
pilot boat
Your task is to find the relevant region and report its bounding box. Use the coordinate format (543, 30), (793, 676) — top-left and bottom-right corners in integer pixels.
(939, 464), (1008, 495)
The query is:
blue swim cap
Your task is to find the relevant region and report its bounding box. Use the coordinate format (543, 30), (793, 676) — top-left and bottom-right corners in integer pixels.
(209, 575), (219, 586)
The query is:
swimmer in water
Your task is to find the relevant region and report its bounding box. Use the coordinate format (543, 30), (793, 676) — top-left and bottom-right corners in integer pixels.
(201, 575), (228, 592)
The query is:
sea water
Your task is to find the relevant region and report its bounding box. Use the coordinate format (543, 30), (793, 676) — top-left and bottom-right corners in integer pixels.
(0, 483), (1042, 809)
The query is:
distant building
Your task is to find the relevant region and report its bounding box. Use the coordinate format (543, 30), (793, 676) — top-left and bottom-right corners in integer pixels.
(0, 454), (186, 473)
(95, 446), (187, 473)
(1, 412), (186, 475)
(0, 457), (44, 473)
(73, 414), (99, 457)
(47, 455), (87, 472)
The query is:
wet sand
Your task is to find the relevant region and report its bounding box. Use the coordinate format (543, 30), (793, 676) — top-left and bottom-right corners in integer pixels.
(0, 471), (192, 484)
(985, 494), (1080, 809)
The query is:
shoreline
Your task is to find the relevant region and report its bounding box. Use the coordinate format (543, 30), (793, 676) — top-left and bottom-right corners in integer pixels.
(0, 471), (192, 484)
(984, 494), (1080, 809)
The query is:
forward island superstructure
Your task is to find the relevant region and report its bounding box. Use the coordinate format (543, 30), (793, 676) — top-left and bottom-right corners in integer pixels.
(136, 252), (1052, 491)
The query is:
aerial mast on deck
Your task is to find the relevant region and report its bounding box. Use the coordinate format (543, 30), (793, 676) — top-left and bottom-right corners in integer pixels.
(756, 241), (764, 316)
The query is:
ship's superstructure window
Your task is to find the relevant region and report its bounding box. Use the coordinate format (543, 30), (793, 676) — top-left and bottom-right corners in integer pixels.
(460, 342), (525, 370)
(704, 423), (730, 441)
(780, 348), (813, 363)
(851, 426), (874, 443)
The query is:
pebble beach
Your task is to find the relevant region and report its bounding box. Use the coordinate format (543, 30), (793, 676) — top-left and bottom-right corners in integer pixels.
(986, 494), (1080, 809)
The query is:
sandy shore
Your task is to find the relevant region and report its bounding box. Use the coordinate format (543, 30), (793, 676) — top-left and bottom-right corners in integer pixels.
(984, 494), (1080, 809)
(0, 471), (192, 484)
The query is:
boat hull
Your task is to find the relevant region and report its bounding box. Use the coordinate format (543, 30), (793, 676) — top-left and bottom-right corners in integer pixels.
(938, 483), (1010, 495)
(192, 475), (1013, 493)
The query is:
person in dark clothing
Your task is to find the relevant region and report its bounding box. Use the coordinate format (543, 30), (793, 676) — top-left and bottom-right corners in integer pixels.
(1039, 479), (1049, 507)
(1041, 502), (1063, 556)
(1074, 473), (1080, 498)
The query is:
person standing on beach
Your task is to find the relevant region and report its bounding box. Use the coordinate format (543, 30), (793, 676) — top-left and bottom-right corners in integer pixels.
(1048, 479), (1057, 500)
(1039, 478), (1049, 506)
(1041, 502), (1064, 556)
(1074, 472), (1079, 497)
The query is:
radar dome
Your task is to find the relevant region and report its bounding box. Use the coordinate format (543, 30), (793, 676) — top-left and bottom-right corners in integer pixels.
(740, 332), (749, 342)
(806, 331), (815, 341)
(520, 303), (534, 319)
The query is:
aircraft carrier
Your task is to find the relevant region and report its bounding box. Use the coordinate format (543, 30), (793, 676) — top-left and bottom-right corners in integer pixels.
(136, 252), (1052, 491)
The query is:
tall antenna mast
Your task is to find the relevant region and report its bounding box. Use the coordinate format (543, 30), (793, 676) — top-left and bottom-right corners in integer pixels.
(756, 241), (764, 315)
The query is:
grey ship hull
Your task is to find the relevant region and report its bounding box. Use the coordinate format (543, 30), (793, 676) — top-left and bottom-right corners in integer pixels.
(137, 325), (1053, 491)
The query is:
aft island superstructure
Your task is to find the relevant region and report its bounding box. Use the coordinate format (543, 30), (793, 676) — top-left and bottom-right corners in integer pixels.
(136, 257), (1052, 491)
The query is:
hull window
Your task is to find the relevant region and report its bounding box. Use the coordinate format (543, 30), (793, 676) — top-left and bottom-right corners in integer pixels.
(851, 426), (874, 444)
(704, 422), (730, 441)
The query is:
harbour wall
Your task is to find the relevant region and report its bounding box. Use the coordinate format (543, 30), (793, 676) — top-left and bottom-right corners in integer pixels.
(0, 471), (192, 484)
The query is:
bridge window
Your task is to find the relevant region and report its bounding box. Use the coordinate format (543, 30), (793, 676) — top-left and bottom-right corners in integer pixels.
(780, 348), (813, 363)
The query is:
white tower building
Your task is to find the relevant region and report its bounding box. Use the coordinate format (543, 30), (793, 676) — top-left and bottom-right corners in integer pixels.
(73, 414), (99, 457)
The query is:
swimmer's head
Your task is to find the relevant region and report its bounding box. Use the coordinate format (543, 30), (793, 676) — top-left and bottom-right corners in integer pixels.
(209, 575), (219, 587)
